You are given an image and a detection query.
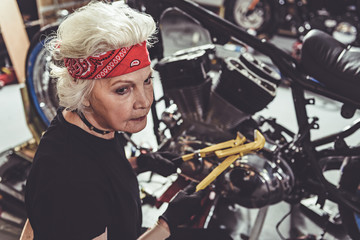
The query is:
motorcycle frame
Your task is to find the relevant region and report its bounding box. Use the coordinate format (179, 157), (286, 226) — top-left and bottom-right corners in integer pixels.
(141, 0), (360, 214)
(287, 81), (360, 212)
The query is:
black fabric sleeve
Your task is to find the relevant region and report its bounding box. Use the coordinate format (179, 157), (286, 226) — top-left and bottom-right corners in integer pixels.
(30, 181), (111, 240)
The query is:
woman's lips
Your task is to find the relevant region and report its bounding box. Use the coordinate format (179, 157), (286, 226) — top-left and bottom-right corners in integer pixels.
(131, 116), (146, 121)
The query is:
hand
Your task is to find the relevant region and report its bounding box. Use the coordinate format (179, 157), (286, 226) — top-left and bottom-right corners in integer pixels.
(159, 182), (206, 233)
(136, 151), (178, 177)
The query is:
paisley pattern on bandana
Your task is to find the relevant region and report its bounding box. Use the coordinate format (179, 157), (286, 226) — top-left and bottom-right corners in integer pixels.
(64, 41), (150, 79)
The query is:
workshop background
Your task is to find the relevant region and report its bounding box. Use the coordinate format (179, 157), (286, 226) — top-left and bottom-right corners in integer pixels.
(1, 0), (360, 239)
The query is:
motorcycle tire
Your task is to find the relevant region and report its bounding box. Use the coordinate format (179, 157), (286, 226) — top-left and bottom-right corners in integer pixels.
(25, 23), (60, 129)
(339, 159), (360, 240)
(223, 0), (279, 38)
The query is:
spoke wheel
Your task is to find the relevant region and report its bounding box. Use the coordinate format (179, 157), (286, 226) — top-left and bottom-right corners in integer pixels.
(224, 0), (279, 37)
(25, 24), (60, 128)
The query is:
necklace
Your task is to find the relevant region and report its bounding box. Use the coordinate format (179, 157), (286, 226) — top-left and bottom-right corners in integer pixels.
(77, 112), (112, 135)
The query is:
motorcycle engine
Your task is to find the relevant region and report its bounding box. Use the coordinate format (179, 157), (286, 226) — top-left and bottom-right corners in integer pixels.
(223, 154), (294, 208)
(156, 44), (279, 131)
(155, 44), (291, 208)
(155, 45), (214, 123)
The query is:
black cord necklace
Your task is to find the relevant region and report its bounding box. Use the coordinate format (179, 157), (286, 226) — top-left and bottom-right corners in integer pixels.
(77, 112), (112, 135)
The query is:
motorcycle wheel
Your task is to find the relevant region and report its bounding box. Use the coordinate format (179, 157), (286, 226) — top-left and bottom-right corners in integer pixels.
(339, 159), (360, 240)
(223, 0), (279, 38)
(25, 23), (60, 128)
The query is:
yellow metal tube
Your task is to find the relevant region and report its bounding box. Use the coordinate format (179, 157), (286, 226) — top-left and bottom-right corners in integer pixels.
(215, 130), (265, 159)
(181, 132), (246, 162)
(195, 130), (265, 192)
(196, 154), (239, 192)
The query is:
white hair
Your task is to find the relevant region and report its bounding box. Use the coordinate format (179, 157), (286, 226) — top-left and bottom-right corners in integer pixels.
(46, 0), (157, 112)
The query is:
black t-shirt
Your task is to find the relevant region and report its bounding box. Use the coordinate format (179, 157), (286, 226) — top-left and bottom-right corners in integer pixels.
(25, 109), (142, 239)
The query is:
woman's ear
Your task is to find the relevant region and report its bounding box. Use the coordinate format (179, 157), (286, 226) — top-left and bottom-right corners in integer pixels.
(82, 98), (91, 108)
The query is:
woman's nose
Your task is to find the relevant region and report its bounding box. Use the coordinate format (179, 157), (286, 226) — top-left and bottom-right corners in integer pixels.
(134, 88), (152, 109)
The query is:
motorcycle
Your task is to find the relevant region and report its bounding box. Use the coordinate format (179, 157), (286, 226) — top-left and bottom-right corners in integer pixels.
(223, 0), (360, 46)
(24, 0), (360, 239)
(126, 0), (360, 239)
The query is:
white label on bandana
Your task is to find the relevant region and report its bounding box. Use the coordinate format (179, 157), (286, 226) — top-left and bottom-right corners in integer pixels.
(130, 59), (141, 67)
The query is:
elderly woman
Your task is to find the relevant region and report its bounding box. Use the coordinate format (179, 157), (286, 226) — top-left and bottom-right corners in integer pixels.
(24, 1), (204, 240)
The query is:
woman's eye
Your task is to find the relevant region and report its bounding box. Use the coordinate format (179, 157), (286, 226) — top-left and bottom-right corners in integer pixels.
(144, 76), (153, 85)
(116, 87), (129, 95)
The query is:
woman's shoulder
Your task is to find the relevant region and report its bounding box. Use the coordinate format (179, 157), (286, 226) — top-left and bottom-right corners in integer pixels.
(32, 136), (104, 179)
(26, 139), (110, 201)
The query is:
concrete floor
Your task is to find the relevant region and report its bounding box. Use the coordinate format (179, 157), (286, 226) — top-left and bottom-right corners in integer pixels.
(0, 8), (359, 240)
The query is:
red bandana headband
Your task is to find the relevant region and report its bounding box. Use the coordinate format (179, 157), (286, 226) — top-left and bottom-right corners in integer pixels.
(63, 41), (151, 79)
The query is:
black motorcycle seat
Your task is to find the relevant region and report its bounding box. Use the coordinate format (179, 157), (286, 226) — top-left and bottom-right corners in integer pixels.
(301, 29), (360, 102)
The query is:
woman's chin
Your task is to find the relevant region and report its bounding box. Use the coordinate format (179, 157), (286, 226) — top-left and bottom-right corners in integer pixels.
(123, 118), (147, 133)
